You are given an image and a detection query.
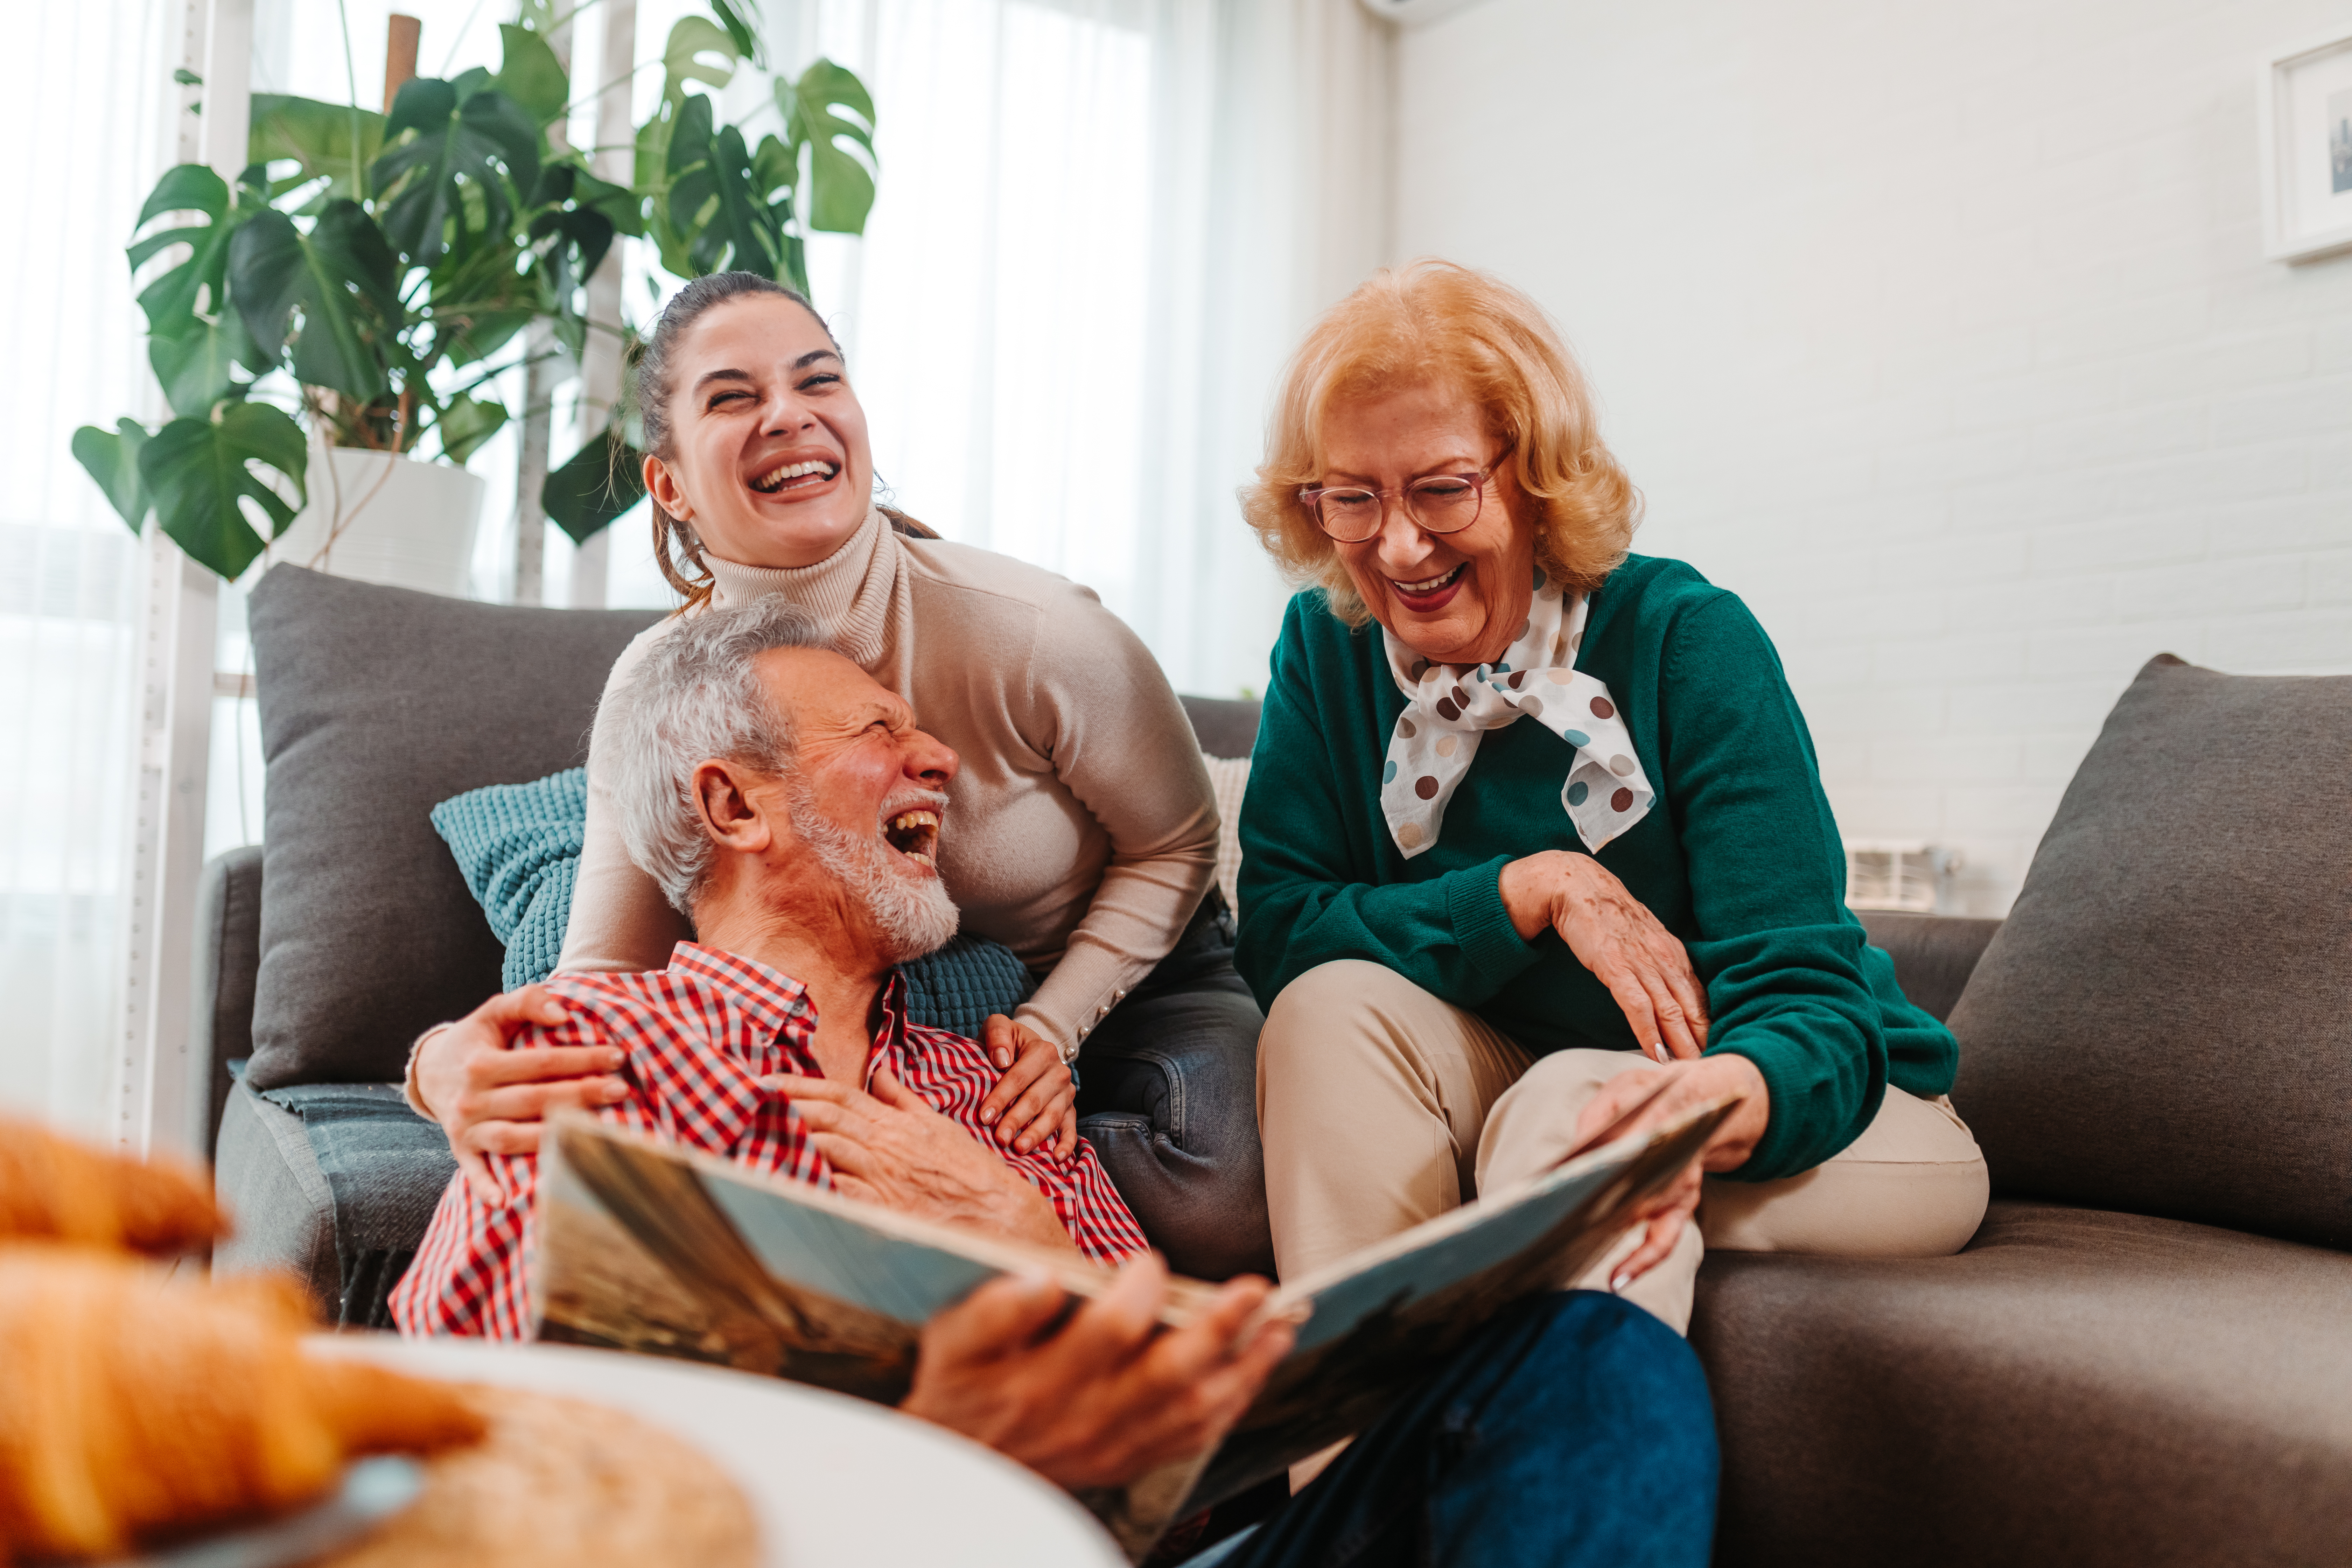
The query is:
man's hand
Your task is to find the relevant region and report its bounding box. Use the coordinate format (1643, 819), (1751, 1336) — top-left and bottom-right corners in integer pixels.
(901, 1255), (1297, 1491)
(977, 1015), (1078, 1158)
(415, 986), (628, 1200)
(771, 1068), (1078, 1254)
(1572, 1052), (1770, 1289)
(1498, 852), (1710, 1061)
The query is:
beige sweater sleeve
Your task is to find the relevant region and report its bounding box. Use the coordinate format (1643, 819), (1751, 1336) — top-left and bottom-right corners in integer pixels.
(558, 622), (694, 974)
(1007, 586), (1220, 1054)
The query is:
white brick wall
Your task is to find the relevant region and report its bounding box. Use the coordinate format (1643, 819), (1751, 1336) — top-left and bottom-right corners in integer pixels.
(1393, 0), (2352, 914)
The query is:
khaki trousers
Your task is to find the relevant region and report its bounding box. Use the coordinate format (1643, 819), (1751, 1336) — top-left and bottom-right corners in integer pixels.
(1256, 960), (1990, 1336)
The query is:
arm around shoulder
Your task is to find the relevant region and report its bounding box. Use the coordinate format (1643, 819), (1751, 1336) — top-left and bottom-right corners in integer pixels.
(1013, 586), (1219, 1046)
(558, 624), (694, 975)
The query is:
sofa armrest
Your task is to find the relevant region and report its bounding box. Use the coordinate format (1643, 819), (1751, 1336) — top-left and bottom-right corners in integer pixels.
(1857, 910), (2004, 1024)
(194, 846), (265, 1152)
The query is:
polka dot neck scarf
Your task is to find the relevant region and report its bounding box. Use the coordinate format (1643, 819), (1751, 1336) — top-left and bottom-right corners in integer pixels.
(1379, 569), (1656, 860)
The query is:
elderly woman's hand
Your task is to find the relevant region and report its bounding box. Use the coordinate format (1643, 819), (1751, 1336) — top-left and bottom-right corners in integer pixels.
(1498, 850), (1711, 1060)
(1569, 1051), (1771, 1286)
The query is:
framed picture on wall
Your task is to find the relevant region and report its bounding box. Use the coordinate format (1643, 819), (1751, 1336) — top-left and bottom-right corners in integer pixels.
(2260, 30), (2352, 261)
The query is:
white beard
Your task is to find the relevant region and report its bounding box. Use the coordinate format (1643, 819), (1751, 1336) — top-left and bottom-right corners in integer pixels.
(789, 787), (960, 965)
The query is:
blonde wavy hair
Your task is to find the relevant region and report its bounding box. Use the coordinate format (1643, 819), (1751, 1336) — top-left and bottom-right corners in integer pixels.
(1241, 259), (1640, 627)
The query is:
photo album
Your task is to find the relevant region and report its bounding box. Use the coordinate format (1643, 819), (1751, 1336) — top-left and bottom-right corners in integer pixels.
(533, 1095), (1736, 1559)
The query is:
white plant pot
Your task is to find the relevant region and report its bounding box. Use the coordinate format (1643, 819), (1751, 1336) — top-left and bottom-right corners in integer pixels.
(261, 447), (485, 598)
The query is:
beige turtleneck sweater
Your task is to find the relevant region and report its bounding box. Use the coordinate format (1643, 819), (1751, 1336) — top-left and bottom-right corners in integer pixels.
(559, 507), (1221, 1054)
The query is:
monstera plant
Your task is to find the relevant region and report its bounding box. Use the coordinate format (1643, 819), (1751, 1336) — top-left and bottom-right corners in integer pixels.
(74, 3), (877, 581)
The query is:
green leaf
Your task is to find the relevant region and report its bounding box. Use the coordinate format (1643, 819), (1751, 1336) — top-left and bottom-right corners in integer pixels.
(149, 310), (260, 417)
(248, 94), (384, 202)
(492, 23), (569, 126)
(663, 16), (740, 94)
(635, 16), (740, 200)
(127, 164), (241, 334)
(530, 204), (618, 292)
(543, 427), (648, 544)
(709, 0), (765, 68)
(137, 404), (309, 581)
(371, 78), (544, 265)
(173, 67), (202, 86)
(434, 394), (507, 465)
(663, 98), (790, 280)
(780, 59), (877, 234)
(229, 202), (401, 401)
(71, 419), (154, 532)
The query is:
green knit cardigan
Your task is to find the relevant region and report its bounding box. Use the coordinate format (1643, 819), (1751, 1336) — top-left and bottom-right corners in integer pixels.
(1234, 554), (1957, 1181)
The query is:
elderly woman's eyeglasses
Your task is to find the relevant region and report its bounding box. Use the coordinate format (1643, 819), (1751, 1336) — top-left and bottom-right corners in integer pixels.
(1298, 456), (1506, 543)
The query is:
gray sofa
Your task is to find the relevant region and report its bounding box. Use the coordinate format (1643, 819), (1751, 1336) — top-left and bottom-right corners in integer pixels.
(207, 567), (2351, 1564)
(208, 565), (1277, 1318)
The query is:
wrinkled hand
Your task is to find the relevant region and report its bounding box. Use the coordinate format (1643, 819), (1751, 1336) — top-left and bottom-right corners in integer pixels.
(1572, 1053), (1770, 1288)
(977, 1015), (1078, 1159)
(901, 1255), (1297, 1491)
(1499, 851), (1711, 1060)
(768, 1068), (1077, 1254)
(415, 986), (627, 1200)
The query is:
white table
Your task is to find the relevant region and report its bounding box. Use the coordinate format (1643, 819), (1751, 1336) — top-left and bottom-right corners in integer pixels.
(316, 1336), (1126, 1568)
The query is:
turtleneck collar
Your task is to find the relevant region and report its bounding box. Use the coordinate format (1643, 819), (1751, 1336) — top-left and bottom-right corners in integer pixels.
(704, 504), (897, 667)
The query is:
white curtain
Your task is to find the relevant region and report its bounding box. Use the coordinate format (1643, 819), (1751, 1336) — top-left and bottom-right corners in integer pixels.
(0, 0), (179, 1133)
(782, 0), (1395, 698)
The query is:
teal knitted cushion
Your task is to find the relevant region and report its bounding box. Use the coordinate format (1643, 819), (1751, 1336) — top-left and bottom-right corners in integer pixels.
(899, 934), (1039, 1041)
(430, 768), (587, 993)
(429, 769), (1037, 1034)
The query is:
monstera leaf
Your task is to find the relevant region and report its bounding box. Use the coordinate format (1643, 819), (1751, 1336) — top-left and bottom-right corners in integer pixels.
(136, 403), (309, 581)
(666, 97), (787, 279)
(708, 0), (764, 66)
(229, 201), (401, 402)
(542, 426), (648, 544)
(634, 14), (741, 271)
(371, 76), (543, 265)
(434, 394), (508, 465)
(70, 420), (154, 532)
(149, 310), (260, 417)
(126, 165), (251, 334)
(490, 23), (569, 126)
(779, 59), (877, 234)
(248, 94), (385, 203)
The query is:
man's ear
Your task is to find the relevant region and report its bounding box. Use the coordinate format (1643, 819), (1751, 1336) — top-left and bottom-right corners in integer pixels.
(691, 758), (774, 853)
(644, 452), (693, 523)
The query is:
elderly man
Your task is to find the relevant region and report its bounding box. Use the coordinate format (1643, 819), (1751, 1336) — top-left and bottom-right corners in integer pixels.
(392, 600), (1148, 1339)
(394, 599), (1717, 1568)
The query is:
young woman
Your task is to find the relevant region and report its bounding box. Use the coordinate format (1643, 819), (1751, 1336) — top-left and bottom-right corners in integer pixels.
(407, 272), (1271, 1279)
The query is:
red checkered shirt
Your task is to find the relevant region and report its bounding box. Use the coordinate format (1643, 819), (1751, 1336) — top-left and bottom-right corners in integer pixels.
(390, 943), (1148, 1340)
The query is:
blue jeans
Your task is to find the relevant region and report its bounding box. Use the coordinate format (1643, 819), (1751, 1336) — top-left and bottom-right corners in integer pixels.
(1189, 1291), (1718, 1568)
(1079, 892), (1274, 1280)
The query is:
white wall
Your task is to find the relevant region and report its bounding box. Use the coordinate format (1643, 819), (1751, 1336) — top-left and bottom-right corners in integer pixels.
(1393, 0), (2352, 914)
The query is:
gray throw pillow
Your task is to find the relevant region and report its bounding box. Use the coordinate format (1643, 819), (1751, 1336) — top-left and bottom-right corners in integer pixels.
(246, 566), (662, 1089)
(1949, 654), (2352, 1252)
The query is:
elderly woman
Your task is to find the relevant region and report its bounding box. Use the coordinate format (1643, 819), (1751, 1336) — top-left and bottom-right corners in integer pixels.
(1237, 261), (1988, 1329)
(407, 271), (1270, 1280)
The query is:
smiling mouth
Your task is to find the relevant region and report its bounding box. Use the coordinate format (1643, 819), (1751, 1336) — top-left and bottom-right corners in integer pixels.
(882, 808), (940, 868)
(1392, 563), (1466, 596)
(749, 457), (841, 495)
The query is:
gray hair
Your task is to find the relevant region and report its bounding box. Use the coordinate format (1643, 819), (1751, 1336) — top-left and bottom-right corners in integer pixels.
(599, 597), (830, 915)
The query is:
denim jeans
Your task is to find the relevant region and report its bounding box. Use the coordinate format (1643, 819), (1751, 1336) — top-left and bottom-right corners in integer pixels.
(1188, 1290), (1719, 1568)
(1078, 892), (1275, 1279)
